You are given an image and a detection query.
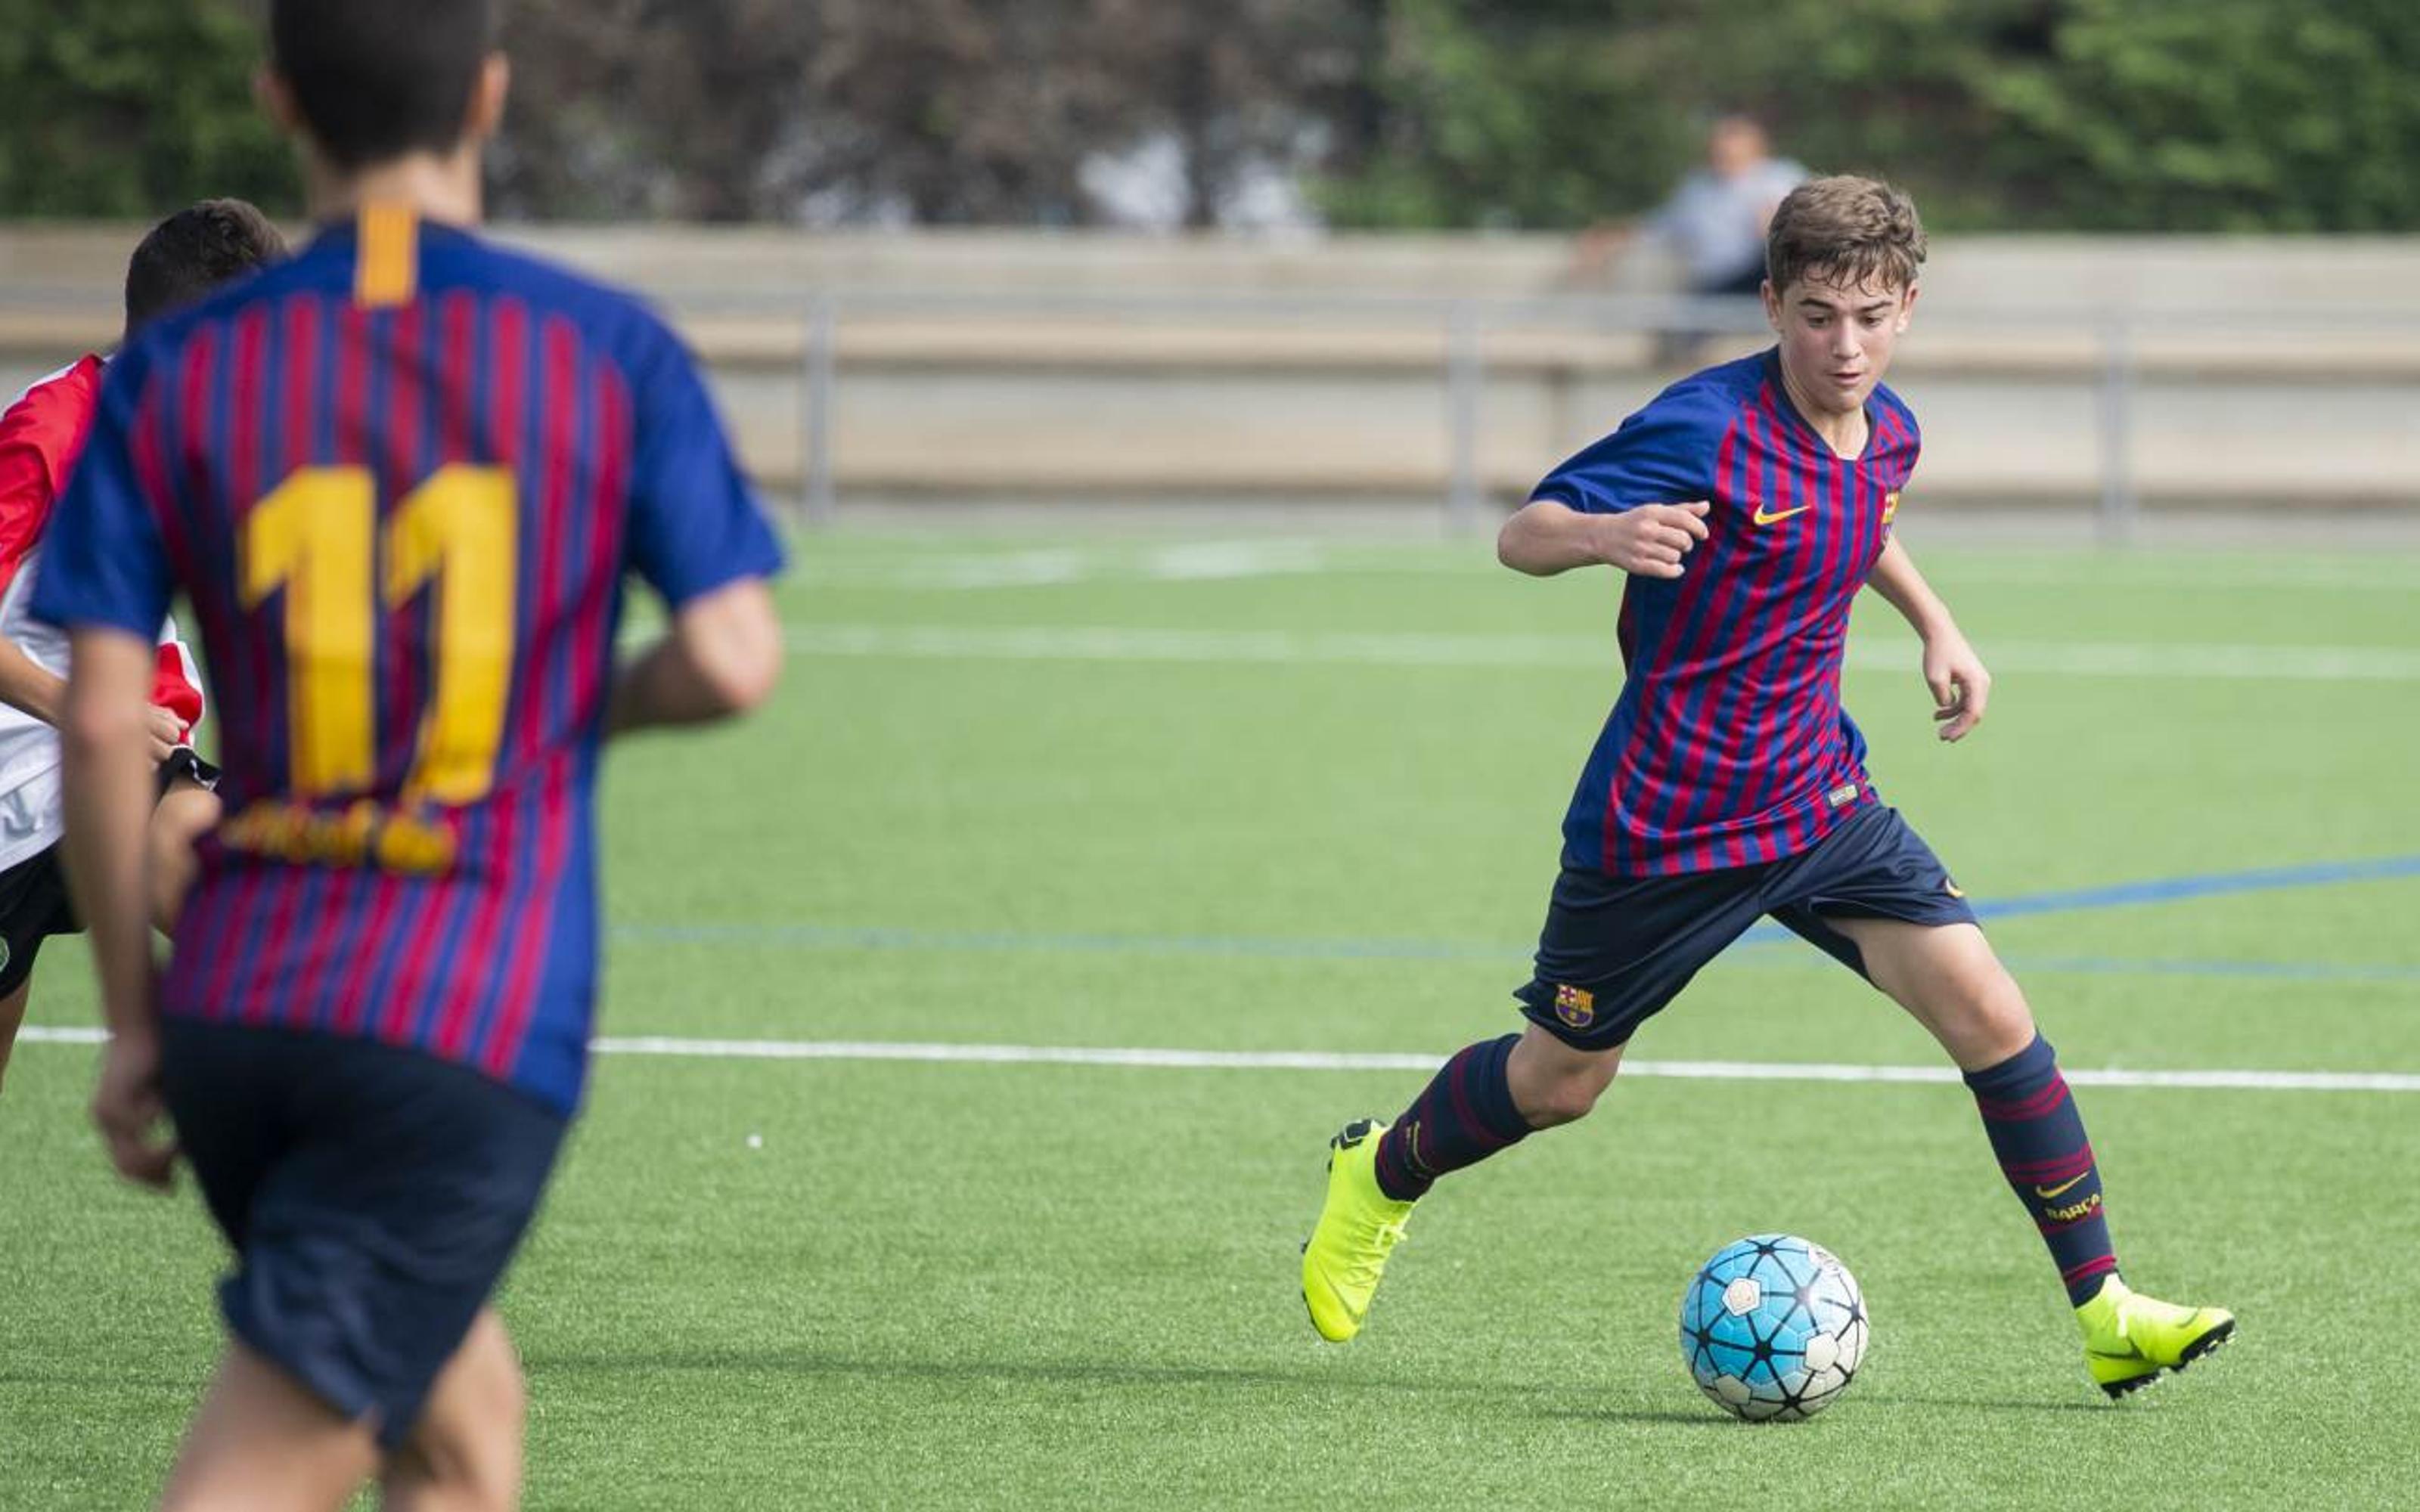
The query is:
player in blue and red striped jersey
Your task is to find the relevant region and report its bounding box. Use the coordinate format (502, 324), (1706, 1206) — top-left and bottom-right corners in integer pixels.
(1301, 176), (2234, 1399)
(34, 2), (784, 1506)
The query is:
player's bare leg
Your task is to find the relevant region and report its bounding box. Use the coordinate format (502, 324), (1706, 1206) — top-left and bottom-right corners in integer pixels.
(148, 779), (220, 934)
(1826, 914), (2233, 1395)
(380, 1309), (526, 1512)
(1820, 916), (2033, 1070)
(0, 979), (27, 1095)
(1505, 1024), (1626, 1126)
(160, 1342), (380, 1512)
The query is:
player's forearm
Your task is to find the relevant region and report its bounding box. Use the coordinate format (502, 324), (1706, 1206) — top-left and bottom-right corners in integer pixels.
(606, 579), (782, 736)
(1866, 536), (1957, 640)
(1497, 501), (1605, 577)
(58, 662), (161, 1040)
(604, 640), (734, 734)
(0, 637), (67, 725)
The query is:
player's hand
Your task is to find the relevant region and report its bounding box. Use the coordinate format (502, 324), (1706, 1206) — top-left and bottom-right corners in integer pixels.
(93, 1028), (178, 1192)
(144, 705), (185, 765)
(1596, 501), (1711, 578)
(1922, 628), (1992, 742)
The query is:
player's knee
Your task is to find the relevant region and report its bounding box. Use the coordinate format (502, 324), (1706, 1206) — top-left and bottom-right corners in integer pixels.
(1509, 1029), (1623, 1128)
(1522, 1067), (1613, 1128)
(1941, 978), (2036, 1070)
(385, 1419), (520, 1511)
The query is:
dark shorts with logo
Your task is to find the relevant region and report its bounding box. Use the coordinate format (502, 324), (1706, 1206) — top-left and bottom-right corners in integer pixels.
(158, 1018), (567, 1450)
(1513, 803), (1979, 1050)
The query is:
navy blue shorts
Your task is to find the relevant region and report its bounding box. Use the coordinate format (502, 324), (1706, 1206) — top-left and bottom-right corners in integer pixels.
(158, 1019), (567, 1450)
(1513, 803), (1979, 1049)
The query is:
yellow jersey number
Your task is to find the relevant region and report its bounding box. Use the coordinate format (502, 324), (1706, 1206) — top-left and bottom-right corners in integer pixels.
(240, 464), (517, 805)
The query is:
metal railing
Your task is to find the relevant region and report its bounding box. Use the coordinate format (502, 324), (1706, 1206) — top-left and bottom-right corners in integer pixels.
(9, 283), (2418, 539)
(743, 287), (2420, 541)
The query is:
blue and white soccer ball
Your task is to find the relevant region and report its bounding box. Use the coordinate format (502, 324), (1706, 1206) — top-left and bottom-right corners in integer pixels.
(1680, 1234), (1868, 1421)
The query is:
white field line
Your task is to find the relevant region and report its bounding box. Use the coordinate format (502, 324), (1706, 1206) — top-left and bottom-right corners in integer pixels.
(793, 541), (1410, 590)
(777, 621), (2420, 683)
(19, 1026), (2419, 1092)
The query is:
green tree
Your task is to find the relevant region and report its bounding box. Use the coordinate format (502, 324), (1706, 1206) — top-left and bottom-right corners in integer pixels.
(1314, 0), (1698, 229)
(14, 0), (2420, 233)
(0, 0), (292, 219)
(1969, 0), (2420, 231)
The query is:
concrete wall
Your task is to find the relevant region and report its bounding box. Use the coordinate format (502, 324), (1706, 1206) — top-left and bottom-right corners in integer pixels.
(8, 225), (2420, 513)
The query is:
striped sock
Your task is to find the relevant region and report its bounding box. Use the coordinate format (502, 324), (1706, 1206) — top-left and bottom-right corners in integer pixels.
(1372, 1033), (1531, 1201)
(1964, 1033), (2120, 1306)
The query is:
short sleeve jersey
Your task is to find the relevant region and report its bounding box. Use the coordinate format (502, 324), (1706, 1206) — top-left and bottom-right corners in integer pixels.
(32, 207), (785, 1112)
(1531, 348), (1918, 877)
(0, 356), (205, 869)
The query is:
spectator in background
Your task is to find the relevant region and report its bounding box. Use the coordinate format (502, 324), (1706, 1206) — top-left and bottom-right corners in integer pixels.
(1568, 114), (1810, 363)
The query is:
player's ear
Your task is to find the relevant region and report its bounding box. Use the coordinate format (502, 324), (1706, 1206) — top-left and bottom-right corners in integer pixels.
(465, 53), (511, 144)
(1760, 277), (1782, 333)
(1895, 282), (1919, 333)
(254, 66), (304, 138)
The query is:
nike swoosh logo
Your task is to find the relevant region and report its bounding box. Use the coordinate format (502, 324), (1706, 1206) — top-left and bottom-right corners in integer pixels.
(1751, 505), (1811, 525)
(2035, 1174), (2089, 1200)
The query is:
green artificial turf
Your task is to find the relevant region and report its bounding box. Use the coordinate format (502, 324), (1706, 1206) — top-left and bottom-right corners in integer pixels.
(2, 529), (2415, 1508)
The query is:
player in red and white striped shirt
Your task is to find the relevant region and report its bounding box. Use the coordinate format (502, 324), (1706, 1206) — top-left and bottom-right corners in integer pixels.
(0, 200), (286, 1090)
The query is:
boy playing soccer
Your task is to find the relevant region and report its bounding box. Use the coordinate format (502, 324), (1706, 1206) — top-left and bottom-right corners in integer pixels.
(36, 2), (785, 1507)
(0, 199), (287, 1093)
(1299, 176), (2234, 1399)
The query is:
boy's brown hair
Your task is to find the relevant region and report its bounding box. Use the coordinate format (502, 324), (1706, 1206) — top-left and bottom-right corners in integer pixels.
(1765, 175), (1927, 295)
(124, 199), (288, 338)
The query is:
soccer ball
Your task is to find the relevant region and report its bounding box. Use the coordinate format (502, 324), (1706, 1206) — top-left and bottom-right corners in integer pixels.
(1679, 1234), (1868, 1421)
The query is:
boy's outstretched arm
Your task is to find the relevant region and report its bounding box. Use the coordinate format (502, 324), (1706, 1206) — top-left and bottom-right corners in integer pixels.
(1497, 498), (1711, 578)
(1866, 534), (1991, 742)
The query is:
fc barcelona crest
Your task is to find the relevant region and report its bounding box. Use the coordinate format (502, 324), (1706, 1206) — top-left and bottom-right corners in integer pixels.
(1553, 984), (1595, 1030)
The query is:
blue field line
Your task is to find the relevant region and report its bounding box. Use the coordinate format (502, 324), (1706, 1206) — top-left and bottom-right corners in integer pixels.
(612, 921), (1500, 962)
(1990, 955), (2420, 984)
(1727, 852), (2420, 945)
(613, 852), (2420, 981)
(611, 851), (2420, 984)
(607, 921), (2420, 985)
(1966, 854), (2420, 919)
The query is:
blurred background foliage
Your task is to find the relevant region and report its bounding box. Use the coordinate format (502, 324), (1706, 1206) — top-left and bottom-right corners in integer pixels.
(8, 0), (2420, 231)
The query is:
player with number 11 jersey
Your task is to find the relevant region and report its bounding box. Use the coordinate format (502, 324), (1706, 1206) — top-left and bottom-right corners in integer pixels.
(42, 204), (778, 1110)
(34, 2), (785, 1495)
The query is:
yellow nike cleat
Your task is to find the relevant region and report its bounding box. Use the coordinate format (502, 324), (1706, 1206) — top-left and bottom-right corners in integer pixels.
(2077, 1277), (2236, 1398)
(1300, 1118), (1417, 1343)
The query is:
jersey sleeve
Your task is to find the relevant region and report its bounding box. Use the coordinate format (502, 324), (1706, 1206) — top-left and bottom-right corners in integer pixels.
(623, 319), (785, 608)
(151, 637), (205, 741)
(0, 414), (58, 602)
(1529, 383), (1730, 515)
(0, 364), (86, 602)
(29, 347), (173, 640)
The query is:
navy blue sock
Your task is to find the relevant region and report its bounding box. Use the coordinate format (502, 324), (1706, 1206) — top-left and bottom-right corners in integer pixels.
(1372, 1034), (1531, 1201)
(1964, 1033), (2120, 1306)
